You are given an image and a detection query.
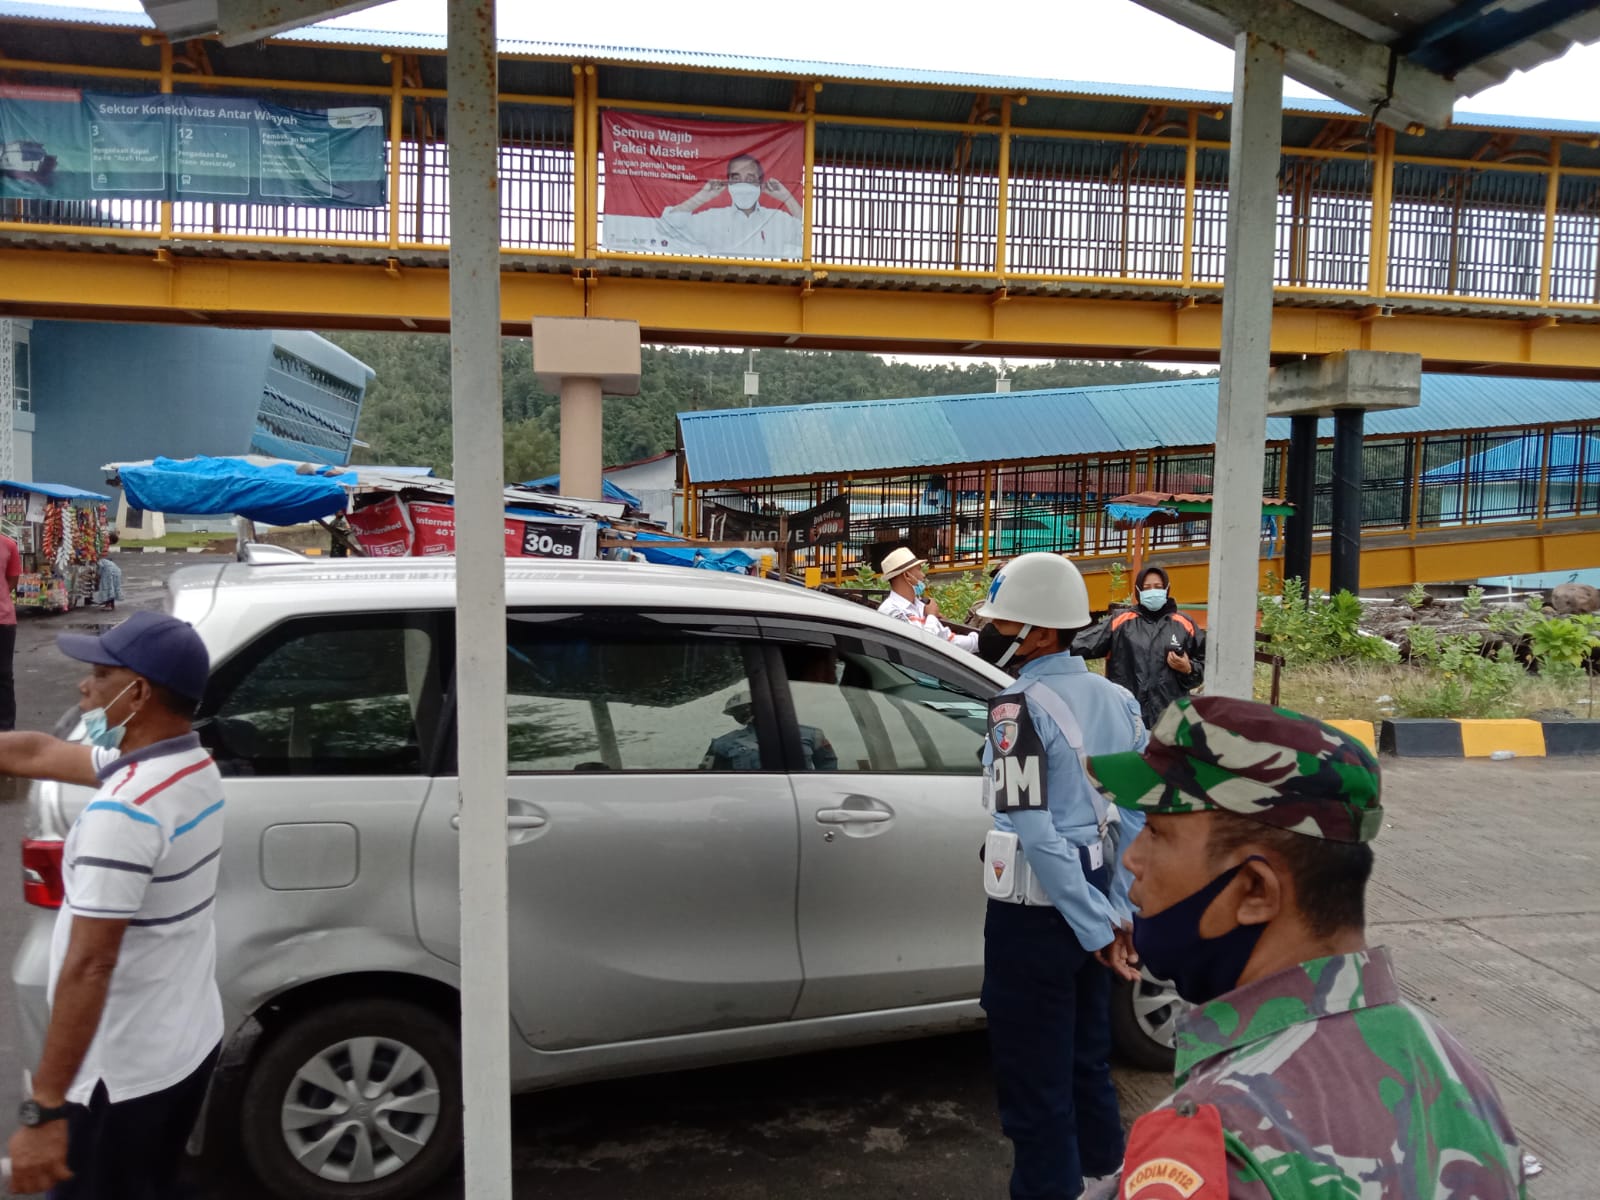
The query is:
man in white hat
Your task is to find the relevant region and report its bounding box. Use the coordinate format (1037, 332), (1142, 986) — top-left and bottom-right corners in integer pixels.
(876, 547), (978, 653)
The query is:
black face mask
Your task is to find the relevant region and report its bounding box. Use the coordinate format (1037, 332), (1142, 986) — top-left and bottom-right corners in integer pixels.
(1131, 856), (1268, 1006)
(977, 623), (1029, 668)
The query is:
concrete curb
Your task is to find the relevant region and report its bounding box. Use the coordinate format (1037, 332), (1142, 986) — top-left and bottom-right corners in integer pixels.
(1378, 718), (1600, 758)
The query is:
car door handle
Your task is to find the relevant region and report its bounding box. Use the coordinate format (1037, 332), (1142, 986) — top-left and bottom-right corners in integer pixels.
(814, 807), (893, 825)
(450, 812), (549, 832)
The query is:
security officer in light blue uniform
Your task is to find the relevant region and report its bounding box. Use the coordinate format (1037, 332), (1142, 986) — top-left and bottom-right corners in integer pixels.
(702, 691), (838, 771)
(973, 553), (1148, 1200)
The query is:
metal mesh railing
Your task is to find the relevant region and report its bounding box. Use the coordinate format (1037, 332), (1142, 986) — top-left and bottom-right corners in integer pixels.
(702, 422), (1600, 579)
(1005, 138), (1186, 279)
(811, 125), (999, 271)
(1276, 155), (1373, 290)
(1388, 165), (1548, 300)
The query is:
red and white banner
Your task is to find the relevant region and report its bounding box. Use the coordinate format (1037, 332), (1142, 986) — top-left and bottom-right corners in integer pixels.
(347, 496), (413, 557)
(409, 502), (456, 556)
(601, 111), (804, 261)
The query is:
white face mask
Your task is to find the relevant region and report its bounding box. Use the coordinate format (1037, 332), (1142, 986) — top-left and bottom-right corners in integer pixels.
(727, 181), (761, 211)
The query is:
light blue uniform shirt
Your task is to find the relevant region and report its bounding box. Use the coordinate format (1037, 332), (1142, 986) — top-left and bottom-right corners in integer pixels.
(985, 653), (1149, 951)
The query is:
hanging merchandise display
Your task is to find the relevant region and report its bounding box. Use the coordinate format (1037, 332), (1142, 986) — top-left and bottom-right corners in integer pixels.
(2, 482), (112, 613)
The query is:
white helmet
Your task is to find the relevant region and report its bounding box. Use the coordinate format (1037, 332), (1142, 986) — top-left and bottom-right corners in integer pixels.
(976, 552), (1092, 630)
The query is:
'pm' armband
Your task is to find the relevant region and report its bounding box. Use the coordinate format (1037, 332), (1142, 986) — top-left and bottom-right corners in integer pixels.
(988, 695), (1048, 812)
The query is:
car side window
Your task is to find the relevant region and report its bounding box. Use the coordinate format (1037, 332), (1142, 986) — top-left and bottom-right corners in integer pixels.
(197, 614), (446, 776)
(506, 622), (768, 773)
(777, 640), (989, 775)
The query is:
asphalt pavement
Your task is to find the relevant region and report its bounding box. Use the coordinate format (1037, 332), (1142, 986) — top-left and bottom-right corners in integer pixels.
(0, 552), (1596, 1198)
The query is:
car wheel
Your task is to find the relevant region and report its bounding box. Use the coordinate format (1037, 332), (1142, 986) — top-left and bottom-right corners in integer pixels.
(1110, 968), (1188, 1073)
(239, 998), (461, 1200)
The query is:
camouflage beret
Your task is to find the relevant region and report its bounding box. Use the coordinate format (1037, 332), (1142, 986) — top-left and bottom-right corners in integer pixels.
(1085, 695), (1383, 843)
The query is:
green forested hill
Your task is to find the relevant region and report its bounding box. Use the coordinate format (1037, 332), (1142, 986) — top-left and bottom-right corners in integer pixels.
(322, 332), (1213, 480)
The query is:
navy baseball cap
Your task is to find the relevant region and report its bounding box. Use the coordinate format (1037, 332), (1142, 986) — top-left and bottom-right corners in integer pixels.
(57, 610), (211, 702)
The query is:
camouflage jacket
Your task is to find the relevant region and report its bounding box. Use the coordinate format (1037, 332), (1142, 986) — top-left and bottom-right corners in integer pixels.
(1133, 949), (1526, 1199)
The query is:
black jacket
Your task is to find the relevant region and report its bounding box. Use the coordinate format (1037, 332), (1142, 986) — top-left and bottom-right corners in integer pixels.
(1073, 592), (1205, 728)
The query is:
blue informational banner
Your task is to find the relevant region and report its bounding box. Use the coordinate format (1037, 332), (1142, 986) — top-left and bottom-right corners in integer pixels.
(1, 85), (386, 208)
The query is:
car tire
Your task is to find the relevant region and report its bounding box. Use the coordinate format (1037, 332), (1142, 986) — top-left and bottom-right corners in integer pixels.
(1109, 970), (1187, 1073)
(239, 998), (462, 1200)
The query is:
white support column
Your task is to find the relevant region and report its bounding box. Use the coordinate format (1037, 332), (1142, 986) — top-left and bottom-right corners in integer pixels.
(447, 1), (512, 1196)
(1205, 32), (1283, 698)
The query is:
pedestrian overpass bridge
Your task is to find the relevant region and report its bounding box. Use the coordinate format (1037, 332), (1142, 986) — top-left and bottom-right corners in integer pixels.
(8, 4), (1600, 375)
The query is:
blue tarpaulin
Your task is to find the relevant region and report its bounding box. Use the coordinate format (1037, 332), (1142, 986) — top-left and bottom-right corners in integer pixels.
(520, 474), (643, 510)
(625, 532), (760, 572)
(118, 456), (357, 525)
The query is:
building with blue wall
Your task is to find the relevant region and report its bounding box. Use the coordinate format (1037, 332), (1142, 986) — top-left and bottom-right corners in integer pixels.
(12, 320), (372, 495)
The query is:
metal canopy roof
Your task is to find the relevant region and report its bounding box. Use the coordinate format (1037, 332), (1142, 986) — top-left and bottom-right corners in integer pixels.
(1136, 0), (1600, 130)
(677, 375), (1600, 484)
(7, 1), (1600, 136)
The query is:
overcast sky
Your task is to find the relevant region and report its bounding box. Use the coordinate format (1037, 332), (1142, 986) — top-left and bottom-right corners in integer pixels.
(25, 0), (1600, 122)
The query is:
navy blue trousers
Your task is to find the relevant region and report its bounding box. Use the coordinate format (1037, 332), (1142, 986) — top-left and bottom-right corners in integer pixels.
(981, 869), (1124, 1200)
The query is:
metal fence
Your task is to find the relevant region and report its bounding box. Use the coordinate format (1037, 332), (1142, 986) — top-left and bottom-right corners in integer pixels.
(695, 421), (1600, 579)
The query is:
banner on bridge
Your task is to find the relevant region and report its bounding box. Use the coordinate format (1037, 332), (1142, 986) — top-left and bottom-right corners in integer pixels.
(0, 86), (386, 207)
(601, 110), (804, 262)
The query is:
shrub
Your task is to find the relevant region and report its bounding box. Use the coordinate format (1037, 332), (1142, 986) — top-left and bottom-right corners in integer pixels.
(1258, 577), (1399, 667)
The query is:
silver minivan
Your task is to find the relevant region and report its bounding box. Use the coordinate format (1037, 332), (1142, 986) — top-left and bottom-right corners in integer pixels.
(12, 558), (1180, 1200)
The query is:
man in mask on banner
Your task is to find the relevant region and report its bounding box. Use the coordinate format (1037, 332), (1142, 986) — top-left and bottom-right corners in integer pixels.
(1083, 696), (1527, 1200)
(972, 552), (1148, 1200)
(876, 547), (979, 653)
(659, 152), (803, 260)
(3, 611), (223, 1199)
(1072, 564), (1204, 728)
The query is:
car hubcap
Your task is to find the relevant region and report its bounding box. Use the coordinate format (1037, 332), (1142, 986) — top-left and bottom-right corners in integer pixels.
(1132, 971), (1188, 1049)
(280, 1036), (442, 1183)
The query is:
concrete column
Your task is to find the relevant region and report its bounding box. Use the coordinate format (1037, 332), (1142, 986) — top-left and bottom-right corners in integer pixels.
(558, 378), (605, 500)
(1269, 350), (1421, 601)
(1205, 32), (1283, 699)
(1284, 414), (1318, 586)
(533, 318), (641, 501)
(446, 0), (512, 1195)
(1329, 408), (1365, 595)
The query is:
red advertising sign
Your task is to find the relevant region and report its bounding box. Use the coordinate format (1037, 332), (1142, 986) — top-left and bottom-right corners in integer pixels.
(504, 516), (586, 559)
(347, 496), (412, 557)
(601, 111), (804, 261)
(409, 502), (456, 556)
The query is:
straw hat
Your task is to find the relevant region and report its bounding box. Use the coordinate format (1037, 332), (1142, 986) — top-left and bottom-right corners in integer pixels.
(880, 547), (926, 580)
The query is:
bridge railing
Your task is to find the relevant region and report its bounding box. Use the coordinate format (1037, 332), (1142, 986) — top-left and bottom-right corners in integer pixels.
(5, 49), (1600, 314)
(689, 419), (1600, 580)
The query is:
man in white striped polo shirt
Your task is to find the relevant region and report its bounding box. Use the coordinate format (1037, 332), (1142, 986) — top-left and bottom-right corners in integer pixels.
(4, 610), (222, 1199)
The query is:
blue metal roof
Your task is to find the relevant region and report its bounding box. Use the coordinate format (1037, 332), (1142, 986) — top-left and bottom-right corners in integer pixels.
(1422, 433), (1600, 482)
(5, 1), (1598, 135)
(0, 479), (110, 501)
(678, 375), (1600, 484)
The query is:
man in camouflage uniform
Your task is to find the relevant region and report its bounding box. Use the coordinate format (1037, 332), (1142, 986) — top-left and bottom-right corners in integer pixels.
(1082, 695), (1526, 1200)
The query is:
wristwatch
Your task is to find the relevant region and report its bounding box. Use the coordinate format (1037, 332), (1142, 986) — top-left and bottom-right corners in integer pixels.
(18, 1097), (71, 1127)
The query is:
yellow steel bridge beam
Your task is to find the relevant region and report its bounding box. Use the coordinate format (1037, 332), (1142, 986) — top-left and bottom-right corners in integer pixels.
(5, 246), (1600, 371)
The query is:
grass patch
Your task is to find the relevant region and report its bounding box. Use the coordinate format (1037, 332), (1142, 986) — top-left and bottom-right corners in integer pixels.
(1261, 661), (1596, 723)
(123, 530), (234, 550)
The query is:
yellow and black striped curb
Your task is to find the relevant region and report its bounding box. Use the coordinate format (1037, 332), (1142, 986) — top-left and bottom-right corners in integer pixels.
(1331, 718), (1600, 758)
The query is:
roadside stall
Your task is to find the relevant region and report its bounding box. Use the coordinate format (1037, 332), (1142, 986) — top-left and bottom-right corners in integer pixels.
(0, 480), (111, 613)
(103, 456), (627, 561)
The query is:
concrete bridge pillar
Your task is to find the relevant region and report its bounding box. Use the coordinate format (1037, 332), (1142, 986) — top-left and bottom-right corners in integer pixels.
(1269, 350), (1422, 596)
(531, 318), (642, 501)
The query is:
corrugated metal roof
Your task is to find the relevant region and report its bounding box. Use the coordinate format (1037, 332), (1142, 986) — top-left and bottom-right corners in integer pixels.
(4, 1), (1598, 135)
(677, 375), (1600, 484)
